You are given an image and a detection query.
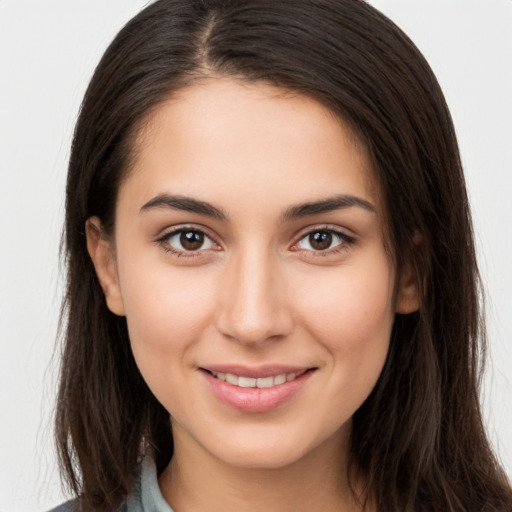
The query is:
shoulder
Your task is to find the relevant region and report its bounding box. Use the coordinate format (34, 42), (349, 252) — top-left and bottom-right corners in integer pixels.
(45, 455), (168, 512)
(45, 499), (131, 512)
(45, 501), (78, 512)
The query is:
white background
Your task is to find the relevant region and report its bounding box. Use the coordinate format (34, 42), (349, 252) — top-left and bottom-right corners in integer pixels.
(0, 1), (510, 510)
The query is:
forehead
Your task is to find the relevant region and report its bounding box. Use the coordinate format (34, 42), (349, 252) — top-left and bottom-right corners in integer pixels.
(120, 78), (382, 220)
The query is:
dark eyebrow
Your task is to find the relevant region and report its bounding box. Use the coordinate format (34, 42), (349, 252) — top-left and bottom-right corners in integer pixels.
(140, 193), (374, 223)
(281, 195), (375, 222)
(140, 194), (228, 221)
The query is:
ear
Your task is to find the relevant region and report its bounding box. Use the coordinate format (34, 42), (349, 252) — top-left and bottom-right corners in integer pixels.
(395, 259), (420, 314)
(395, 233), (422, 314)
(85, 217), (125, 316)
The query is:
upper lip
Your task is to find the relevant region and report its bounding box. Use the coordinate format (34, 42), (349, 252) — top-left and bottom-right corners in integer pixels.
(199, 364), (315, 379)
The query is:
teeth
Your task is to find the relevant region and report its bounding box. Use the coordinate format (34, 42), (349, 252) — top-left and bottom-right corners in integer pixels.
(225, 373), (238, 385)
(274, 374), (286, 385)
(238, 376), (257, 388)
(256, 376), (274, 388)
(210, 370), (305, 388)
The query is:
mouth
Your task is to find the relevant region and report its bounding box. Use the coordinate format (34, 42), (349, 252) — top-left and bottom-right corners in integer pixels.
(199, 366), (317, 413)
(204, 369), (309, 389)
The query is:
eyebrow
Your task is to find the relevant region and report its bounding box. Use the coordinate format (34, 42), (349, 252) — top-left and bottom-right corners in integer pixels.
(139, 193), (375, 221)
(281, 194), (376, 222)
(140, 194), (228, 220)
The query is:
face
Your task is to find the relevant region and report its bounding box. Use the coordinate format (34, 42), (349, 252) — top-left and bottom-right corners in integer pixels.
(88, 78), (418, 470)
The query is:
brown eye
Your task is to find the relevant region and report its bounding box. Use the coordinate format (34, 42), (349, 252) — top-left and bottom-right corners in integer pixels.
(296, 229), (353, 252)
(309, 231), (332, 250)
(180, 230), (204, 250)
(162, 229), (216, 253)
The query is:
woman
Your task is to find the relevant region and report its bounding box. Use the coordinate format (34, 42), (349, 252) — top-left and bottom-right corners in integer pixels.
(51, 0), (512, 511)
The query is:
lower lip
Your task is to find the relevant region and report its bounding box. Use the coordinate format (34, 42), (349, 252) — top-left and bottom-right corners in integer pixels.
(201, 370), (314, 413)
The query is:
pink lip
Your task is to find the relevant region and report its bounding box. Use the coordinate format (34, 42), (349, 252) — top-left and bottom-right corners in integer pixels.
(200, 366), (315, 413)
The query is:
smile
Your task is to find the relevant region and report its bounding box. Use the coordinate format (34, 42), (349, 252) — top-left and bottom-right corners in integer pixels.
(208, 370), (307, 389)
(202, 366), (316, 412)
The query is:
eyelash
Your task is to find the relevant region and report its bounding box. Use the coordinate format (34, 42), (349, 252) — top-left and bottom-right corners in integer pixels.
(292, 226), (355, 257)
(155, 225), (355, 258)
(156, 225), (219, 258)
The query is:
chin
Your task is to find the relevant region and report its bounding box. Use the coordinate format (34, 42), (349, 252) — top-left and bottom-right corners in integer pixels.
(215, 444), (308, 470)
(200, 425), (338, 471)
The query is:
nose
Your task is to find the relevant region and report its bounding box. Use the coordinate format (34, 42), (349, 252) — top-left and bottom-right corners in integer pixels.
(215, 247), (293, 346)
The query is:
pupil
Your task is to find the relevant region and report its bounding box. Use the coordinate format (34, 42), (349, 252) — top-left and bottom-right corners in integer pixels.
(310, 231), (332, 250)
(180, 230), (204, 250)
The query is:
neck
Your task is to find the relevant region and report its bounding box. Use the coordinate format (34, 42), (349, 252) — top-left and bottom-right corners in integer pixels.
(158, 423), (369, 512)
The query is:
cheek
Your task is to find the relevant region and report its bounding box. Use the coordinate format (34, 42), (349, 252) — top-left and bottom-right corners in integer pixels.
(116, 253), (216, 380)
(299, 259), (395, 338)
(296, 258), (395, 393)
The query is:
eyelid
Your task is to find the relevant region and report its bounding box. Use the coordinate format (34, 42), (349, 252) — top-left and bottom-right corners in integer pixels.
(290, 225), (356, 253)
(154, 223), (355, 258)
(155, 224), (222, 256)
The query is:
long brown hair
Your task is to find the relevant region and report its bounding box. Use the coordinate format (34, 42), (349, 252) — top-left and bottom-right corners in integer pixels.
(56, 1), (512, 510)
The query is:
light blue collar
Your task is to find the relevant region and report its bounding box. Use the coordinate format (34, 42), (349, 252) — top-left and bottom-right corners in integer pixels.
(126, 456), (175, 512)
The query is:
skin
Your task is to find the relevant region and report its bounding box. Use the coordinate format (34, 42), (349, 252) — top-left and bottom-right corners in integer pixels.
(87, 78), (419, 511)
